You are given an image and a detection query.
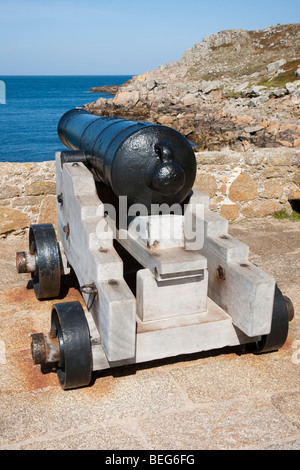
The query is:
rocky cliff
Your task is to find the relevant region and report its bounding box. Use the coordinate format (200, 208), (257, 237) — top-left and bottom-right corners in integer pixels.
(84, 23), (300, 151)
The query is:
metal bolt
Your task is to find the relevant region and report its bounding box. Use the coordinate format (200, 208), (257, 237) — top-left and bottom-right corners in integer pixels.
(57, 193), (63, 205)
(240, 263), (251, 269)
(31, 333), (47, 364)
(16, 251), (27, 273)
(80, 283), (98, 295)
(63, 223), (70, 235)
(283, 296), (295, 322)
(216, 265), (226, 281)
(31, 332), (60, 364)
(16, 251), (36, 274)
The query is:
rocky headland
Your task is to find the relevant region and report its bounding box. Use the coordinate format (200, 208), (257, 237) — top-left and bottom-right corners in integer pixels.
(84, 23), (300, 152)
(89, 85), (119, 94)
(1, 24), (300, 239)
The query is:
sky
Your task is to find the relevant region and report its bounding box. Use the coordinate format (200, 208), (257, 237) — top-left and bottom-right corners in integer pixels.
(0, 0), (300, 76)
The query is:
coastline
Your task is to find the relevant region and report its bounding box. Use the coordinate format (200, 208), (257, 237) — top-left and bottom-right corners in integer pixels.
(84, 24), (300, 152)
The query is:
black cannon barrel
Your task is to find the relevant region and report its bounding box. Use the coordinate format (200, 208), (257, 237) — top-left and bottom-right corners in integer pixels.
(57, 108), (196, 209)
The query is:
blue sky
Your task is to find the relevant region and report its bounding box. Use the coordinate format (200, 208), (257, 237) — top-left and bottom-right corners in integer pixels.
(0, 0), (299, 75)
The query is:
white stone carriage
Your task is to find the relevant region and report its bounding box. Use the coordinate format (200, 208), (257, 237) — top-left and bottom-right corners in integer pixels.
(17, 150), (292, 390)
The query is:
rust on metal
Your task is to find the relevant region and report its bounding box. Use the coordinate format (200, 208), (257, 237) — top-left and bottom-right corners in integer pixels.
(283, 295), (295, 322)
(31, 332), (60, 364)
(16, 251), (27, 273)
(216, 265), (226, 281)
(31, 333), (47, 364)
(44, 332), (60, 363)
(16, 250), (36, 274)
(80, 283), (98, 295)
(63, 223), (70, 235)
(240, 263), (251, 270)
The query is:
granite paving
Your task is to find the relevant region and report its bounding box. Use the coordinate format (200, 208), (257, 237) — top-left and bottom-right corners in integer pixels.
(0, 218), (299, 450)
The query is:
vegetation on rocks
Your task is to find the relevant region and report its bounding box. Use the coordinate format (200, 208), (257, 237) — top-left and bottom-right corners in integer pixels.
(273, 208), (300, 221)
(84, 23), (300, 152)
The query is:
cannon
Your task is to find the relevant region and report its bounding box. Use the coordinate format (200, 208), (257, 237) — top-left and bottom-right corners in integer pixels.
(57, 108), (196, 210)
(16, 109), (294, 390)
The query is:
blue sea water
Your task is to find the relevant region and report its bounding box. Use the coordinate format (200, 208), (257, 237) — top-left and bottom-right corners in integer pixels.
(0, 75), (132, 162)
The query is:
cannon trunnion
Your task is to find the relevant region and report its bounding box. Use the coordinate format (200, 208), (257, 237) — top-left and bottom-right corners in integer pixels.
(16, 110), (293, 390)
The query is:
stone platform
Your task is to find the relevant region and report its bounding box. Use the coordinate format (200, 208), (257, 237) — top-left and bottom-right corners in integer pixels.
(0, 218), (299, 450)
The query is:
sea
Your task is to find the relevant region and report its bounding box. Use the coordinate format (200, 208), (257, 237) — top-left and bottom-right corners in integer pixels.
(0, 75), (132, 162)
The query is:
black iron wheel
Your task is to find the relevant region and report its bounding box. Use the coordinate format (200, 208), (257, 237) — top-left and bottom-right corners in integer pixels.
(51, 301), (92, 390)
(250, 284), (289, 354)
(29, 224), (61, 299)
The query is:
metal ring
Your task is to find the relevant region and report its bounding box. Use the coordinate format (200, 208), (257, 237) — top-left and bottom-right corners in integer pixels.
(51, 301), (92, 390)
(29, 224), (61, 300)
(80, 283), (98, 295)
(251, 284), (289, 354)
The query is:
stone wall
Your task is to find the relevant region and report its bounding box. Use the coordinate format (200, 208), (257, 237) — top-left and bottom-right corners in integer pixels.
(0, 148), (299, 236)
(194, 148), (300, 220)
(0, 161), (57, 236)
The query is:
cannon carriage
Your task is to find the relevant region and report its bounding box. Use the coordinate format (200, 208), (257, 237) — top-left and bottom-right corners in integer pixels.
(16, 109), (293, 389)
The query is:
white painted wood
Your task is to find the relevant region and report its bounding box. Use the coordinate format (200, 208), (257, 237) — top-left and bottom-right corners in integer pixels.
(117, 226), (207, 280)
(88, 298), (261, 371)
(54, 152), (273, 370)
(55, 153), (136, 362)
(128, 214), (185, 249)
(136, 268), (208, 321)
(134, 299), (250, 363)
(187, 201), (275, 337)
(187, 188), (210, 209)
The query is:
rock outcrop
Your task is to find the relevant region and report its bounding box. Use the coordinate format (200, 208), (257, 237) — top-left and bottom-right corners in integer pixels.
(84, 23), (300, 151)
(89, 85), (119, 94)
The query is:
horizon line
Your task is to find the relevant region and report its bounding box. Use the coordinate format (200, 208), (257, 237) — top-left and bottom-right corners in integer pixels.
(0, 74), (136, 77)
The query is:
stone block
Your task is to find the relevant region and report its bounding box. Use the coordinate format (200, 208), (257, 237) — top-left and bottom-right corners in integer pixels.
(25, 180), (56, 196)
(194, 173), (218, 198)
(242, 200), (281, 218)
(38, 195), (57, 228)
(12, 195), (43, 208)
(0, 199), (11, 206)
(220, 203), (240, 220)
(293, 171), (300, 187)
(288, 186), (300, 200)
(269, 153), (293, 166)
(0, 207), (30, 235)
(261, 180), (284, 199)
(229, 172), (258, 202)
(0, 183), (22, 200)
(136, 268), (208, 321)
